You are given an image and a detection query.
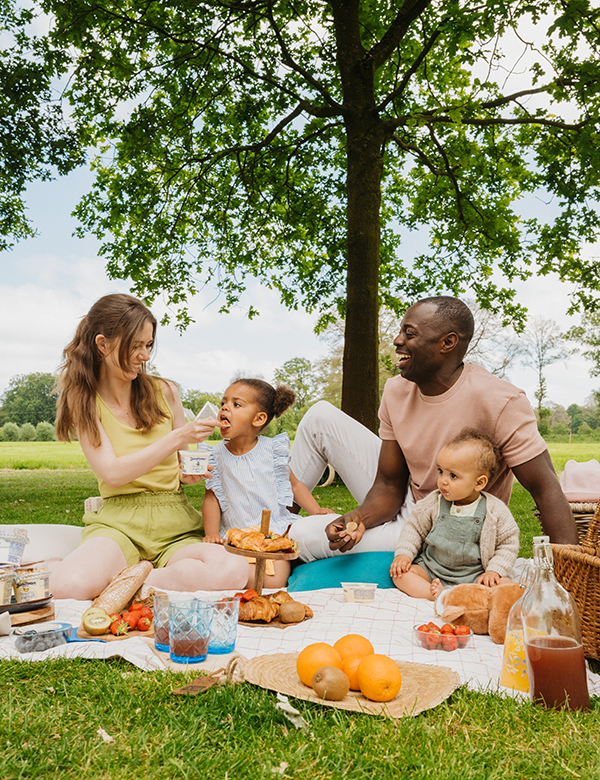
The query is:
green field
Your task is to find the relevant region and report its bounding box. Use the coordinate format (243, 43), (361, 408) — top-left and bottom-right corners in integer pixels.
(1, 440), (599, 780)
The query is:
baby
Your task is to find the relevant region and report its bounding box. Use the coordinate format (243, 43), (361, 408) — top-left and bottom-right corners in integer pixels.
(390, 428), (519, 600)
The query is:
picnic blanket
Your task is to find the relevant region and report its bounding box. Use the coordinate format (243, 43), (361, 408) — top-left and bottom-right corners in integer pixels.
(2, 583), (600, 699)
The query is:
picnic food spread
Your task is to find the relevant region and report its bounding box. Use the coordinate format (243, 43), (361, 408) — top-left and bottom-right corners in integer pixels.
(236, 589), (313, 623)
(226, 528), (297, 553)
(296, 636), (403, 703)
(79, 601), (154, 639)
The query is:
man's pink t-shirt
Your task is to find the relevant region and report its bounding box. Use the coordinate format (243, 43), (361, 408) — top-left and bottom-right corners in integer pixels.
(378, 362), (547, 505)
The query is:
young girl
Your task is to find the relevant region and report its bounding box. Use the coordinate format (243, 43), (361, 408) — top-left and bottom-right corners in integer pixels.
(390, 428), (519, 600)
(202, 378), (335, 587)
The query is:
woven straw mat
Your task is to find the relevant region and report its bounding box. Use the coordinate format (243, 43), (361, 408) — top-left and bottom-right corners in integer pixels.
(243, 653), (460, 718)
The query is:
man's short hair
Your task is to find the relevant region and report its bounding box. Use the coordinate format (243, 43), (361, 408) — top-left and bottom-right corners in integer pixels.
(444, 427), (499, 480)
(419, 296), (475, 347)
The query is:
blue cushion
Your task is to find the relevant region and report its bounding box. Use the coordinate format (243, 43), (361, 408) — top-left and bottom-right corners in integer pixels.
(287, 551), (395, 591)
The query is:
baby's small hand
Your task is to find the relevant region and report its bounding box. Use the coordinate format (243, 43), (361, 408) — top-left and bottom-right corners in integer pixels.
(390, 555), (412, 578)
(203, 534), (225, 545)
(477, 570), (501, 587)
(314, 507), (336, 515)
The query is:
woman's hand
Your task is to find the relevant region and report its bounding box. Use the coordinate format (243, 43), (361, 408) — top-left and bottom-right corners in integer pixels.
(178, 416), (220, 446)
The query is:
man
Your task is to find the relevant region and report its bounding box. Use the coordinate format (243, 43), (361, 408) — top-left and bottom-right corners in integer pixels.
(289, 297), (577, 561)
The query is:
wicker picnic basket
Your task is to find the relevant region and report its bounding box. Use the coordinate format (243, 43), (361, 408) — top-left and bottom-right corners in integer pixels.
(552, 501), (600, 661)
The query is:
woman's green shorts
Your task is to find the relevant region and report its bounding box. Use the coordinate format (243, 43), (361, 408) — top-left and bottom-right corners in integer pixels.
(81, 489), (205, 567)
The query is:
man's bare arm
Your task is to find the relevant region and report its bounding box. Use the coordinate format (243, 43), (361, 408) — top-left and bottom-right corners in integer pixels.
(325, 439), (410, 552)
(512, 450), (578, 545)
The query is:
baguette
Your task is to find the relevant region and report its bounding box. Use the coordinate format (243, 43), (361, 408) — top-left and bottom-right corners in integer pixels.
(92, 560), (153, 614)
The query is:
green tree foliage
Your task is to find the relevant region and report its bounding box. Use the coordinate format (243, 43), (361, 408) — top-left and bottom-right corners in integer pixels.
(36, 420), (56, 441)
(0, 0), (83, 249)
(1, 421), (20, 441)
(273, 357), (317, 410)
(518, 317), (571, 418)
(567, 311), (600, 377)
(179, 390), (221, 416)
(567, 401), (599, 433)
(36, 0), (600, 430)
(0, 372), (59, 425)
(19, 421), (36, 441)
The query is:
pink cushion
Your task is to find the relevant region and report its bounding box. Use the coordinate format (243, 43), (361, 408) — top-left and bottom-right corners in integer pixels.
(560, 459), (600, 503)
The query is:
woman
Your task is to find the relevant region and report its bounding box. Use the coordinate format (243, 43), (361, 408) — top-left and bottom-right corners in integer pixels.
(50, 294), (249, 599)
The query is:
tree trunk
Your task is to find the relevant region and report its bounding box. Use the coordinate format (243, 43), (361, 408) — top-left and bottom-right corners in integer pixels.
(341, 118), (384, 432)
(332, 0), (386, 432)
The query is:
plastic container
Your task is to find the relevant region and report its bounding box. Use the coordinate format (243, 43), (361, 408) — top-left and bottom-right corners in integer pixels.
(341, 582), (377, 603)
(413, 624), (473, 651)
(0, 526), (29, 566)
(179, 450), (210, 476)
(13, 564), (50, 603)
(0, 568), (16, 606)
(500, 564), (534, 693)
(11, 622), (71, 653)
(521, 535), (591, 711)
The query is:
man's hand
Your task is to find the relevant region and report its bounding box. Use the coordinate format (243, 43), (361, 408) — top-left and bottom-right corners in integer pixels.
(325, 512), (365, 552)
(390, 555), (412, 579)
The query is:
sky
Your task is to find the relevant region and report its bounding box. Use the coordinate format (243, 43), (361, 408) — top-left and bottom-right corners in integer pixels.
(0, 166), (598, 412)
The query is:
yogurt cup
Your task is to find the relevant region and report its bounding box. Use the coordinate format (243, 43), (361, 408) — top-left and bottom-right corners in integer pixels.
(0, 569), (16, 606)
(179, 450), (210, 476)
(341, 582), (377, 603)
(0, 526), (29, 566)
(13, 564), (50, 603)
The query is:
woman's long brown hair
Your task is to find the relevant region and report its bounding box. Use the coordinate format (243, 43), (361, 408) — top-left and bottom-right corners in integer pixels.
(55, 294), (168, 446)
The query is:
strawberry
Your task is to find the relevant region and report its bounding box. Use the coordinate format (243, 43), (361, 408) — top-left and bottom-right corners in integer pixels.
(137, 616), (152, 631)
(139, 607), (153, 620)
(441, 634), (458, 652)
(110, 619), (130, 636)
(129, 602), (144, 612)
(122, 612), (139, 630)
(441, 623), (457, 634)
(455, 625), (471, 647)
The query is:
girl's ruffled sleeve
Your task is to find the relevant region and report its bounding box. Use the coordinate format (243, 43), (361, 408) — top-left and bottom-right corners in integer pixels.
(198, 443), (228, 512)
(272, 433), (294, 509)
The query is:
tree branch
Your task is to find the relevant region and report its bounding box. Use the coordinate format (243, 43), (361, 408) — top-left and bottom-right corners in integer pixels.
(370, 0), (435, 71)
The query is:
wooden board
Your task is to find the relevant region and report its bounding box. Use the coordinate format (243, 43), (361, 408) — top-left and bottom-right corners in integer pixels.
(239, 614), (311, 630)
(224, 544), (299, 561)
(77, 623), (154, 642)
(11, 604), (55, 626)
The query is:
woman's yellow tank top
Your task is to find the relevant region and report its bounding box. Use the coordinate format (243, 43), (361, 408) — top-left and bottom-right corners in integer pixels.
(96, 382), (180, 497)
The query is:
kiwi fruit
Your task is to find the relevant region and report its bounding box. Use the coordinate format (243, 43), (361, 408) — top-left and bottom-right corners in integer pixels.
(278, 601), (306, 624)
(82, 608), (112, 635)
(312, 666), (350, 701)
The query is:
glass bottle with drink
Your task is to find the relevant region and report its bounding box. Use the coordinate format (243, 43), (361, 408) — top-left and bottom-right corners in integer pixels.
(520, 535), (590, 711)
(500, 564), (534, 693)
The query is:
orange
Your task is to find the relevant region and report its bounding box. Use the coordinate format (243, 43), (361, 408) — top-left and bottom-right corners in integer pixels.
(341, 654), (364, 691)
(333, 634), (375, 661)
(296, 643), (343, 688)
(357, 654), (402, 702)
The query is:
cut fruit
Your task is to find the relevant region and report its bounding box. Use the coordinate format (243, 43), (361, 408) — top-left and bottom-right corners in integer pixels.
(82, 609), (112, 635)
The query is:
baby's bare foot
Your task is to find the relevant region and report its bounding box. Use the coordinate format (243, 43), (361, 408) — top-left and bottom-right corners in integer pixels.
(430, 578), (443, 600)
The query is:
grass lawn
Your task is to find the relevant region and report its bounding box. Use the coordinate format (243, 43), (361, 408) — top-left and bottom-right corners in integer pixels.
(1, 441), (599, 779)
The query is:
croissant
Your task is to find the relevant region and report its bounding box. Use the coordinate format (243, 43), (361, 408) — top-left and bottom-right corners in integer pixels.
(267, 590), (294, 606)
(239, 595), (279, 622)
(226, 528), (295, 553)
